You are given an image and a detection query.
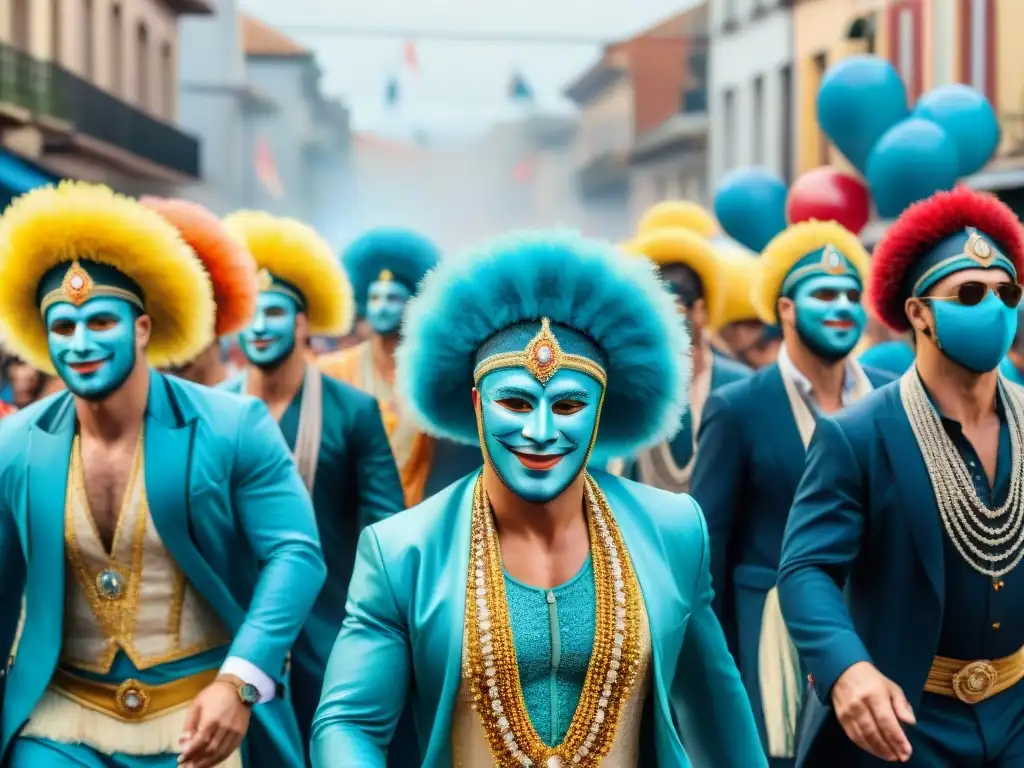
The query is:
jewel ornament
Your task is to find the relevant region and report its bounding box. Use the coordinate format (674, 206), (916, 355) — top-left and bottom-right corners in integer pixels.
(823, 246), (845, 275)
(96, 568), (127, 601)
(473, 318), (608, 389)
(257, 268), (274, 292)
(464, 473), (643, 767)
(116, 678), (150, 718)
(62, 261), (95, 306)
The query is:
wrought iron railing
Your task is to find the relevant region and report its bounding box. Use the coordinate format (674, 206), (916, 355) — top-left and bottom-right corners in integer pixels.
(0, 41), (200, 178)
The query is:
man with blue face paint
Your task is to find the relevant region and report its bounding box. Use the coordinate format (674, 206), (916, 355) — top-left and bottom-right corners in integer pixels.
(0, 182), (326, 768)
(222, 211), (404, 757)
(310, 230), (766, 768)
(778, 187), (1024, 767)
(319, 227), (482, 509)
(614, 227), (750, 493)
(691, 218), (894, 766)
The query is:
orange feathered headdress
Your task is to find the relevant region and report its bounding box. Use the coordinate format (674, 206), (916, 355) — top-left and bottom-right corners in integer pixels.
(140, 197), (258, 337)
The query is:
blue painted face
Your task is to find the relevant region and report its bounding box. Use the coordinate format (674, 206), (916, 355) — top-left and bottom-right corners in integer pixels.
(477, 367), (603, 503)
(791, 274), (866, 362)
(239, 291), (298, 368)
(366, 279), (412, 335)
(46, 297), (139, 400)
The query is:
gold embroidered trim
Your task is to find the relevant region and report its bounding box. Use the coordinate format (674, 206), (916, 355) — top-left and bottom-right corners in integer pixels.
(473, 318), (607, 388)
(464, 473), (642, 767)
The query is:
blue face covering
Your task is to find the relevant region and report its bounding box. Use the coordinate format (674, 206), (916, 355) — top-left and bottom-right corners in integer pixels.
(239, 291), (298, 368)
(932, 291), (1018, 373)
(477, 366), (603, 503)
(46, 297), (138, 400)
(791, 274), (866, 362)
(366, 279), (412, 335)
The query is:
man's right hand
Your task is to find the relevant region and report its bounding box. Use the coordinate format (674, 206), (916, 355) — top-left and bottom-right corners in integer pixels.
(831, 661), (915, 762)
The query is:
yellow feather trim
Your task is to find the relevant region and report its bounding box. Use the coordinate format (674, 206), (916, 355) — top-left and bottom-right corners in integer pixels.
(637, 201), (719, 239)
(709, 247), (761, 331)
(223, 211), (353, 336)
(0, 182), (214, 374)
(753, 219), (870, 325)
(627, 227), (723, 318)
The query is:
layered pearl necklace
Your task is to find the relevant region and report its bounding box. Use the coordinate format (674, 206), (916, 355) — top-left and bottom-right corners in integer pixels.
(464, 473), (643, 767)
(901, 371), (1024, 577)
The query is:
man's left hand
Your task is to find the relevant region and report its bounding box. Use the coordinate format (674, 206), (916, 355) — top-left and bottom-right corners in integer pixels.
(178, 674), (252, 768)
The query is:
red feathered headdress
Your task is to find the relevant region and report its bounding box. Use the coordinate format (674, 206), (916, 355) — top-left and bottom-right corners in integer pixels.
(870, 186), (1024, 331)
(139, 197), (258, 337)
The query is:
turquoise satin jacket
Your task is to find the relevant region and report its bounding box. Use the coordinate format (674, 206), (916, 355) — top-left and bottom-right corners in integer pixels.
(310, 470), (765, 768)
(0, 372), (326, 766)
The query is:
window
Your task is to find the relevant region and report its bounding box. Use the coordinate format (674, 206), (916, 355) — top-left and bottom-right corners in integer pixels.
(161, 42), (174, 118)
(83, 0), (95, 78)
(723, 88), (737, 171)
(50, 0), (62, 63)
(813, 53), (829, 166)
(752, 75), (764, 164)
(110, 4), (124, 96)
(136, 24), (150, 109)
(779, 64), (793, 184)
(888, 0), (923, 102)
(959, 0), (996, 105)
(10, 0), (29, 51)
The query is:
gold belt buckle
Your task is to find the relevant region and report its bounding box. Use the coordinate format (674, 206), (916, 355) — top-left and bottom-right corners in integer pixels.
(951, 660), (998, 704)
(114, 678), (151, 719)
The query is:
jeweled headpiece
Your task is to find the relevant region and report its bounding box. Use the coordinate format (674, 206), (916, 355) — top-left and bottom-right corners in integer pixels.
(38, 260), (145, 315)
(473, 318), (608, 387)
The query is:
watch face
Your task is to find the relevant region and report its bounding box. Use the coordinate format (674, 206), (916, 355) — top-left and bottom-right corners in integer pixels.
(238, 682), (261, 705)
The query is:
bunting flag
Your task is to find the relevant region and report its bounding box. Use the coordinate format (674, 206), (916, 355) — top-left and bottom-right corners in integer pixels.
(404, 40), (419, 75)
(512, 155), (535, 183)
(254, 134), (284, 198)
(385, 76), (400, 107)
(508, 72), (534, 102)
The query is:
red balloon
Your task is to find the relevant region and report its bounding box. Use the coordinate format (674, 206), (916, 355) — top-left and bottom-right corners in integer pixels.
(786, 167), (871, 234)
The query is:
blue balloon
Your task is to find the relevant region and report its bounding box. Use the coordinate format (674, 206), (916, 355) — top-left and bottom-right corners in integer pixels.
(914, 84), (999, 177)
(713, 167), (787, 253)
(866, 118), (959, 219)
(818, 56), (909, 173)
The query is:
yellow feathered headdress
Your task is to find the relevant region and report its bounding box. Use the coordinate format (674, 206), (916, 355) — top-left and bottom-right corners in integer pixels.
(626, 227), (724, 317)
(0, 182), (214, 373)
(708, 242), (762, 331)
(637, 200), (719, 239)
(223, 211), (353, 336)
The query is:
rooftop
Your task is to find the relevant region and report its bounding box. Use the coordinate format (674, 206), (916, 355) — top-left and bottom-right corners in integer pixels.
(241, 14), (310, 57)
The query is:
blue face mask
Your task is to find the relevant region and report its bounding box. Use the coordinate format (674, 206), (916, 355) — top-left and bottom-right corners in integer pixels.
(46, 297), (139, 400)
(791, 274), (866, 362)
(931, 291), (1018, 373)
(239, 291), (298, 368)
(477, 367), (604, 503)
(366, 279), (411, 335)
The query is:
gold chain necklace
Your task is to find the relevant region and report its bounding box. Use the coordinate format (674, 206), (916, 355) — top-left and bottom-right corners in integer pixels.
(464, 473), (643, 768)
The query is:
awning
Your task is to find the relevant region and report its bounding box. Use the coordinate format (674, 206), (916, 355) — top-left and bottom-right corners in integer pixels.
(0, 148), (57, 197)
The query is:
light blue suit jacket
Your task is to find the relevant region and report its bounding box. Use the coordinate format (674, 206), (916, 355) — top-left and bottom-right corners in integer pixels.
(0, 372), (326, 766)
(310, 470), (765, 768)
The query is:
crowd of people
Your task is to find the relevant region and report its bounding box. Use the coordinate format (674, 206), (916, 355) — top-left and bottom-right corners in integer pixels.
(0, 179), (1020, 768)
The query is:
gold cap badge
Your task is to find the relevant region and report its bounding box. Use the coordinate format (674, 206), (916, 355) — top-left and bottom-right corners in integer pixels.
(61, 261), (94, 306)
(378, 269), (393, 283)
(966, 230), (994, 265)
(822, 246), (845, 275)
(257, 268), (274, 291)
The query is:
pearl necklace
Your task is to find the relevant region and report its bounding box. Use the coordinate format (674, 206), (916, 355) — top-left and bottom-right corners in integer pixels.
(464, 473), (643, 767)
(900, 372), (1024, 577)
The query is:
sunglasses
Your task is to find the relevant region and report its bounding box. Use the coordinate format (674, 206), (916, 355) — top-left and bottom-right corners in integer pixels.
(926, 281), (1023, 309)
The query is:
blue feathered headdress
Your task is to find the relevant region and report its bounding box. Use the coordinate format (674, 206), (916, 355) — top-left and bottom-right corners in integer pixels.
(396, 230), (691, 457)
(342, 227), (440, 316)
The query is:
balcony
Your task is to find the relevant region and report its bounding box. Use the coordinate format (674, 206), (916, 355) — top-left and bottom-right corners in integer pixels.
(0, 42), (200, 181)
(575, 150), (630, 201)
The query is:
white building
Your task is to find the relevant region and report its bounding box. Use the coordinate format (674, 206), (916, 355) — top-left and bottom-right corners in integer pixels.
(707, 0), (794, 189)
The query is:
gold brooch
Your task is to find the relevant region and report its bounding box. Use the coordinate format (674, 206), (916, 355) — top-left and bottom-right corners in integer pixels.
(61, 261), (94, 306)
(952, 660), (998, 704)
(472, 317), (608, 387)
(378, 269), (393, 282)
(966, 230), (994, 265)
(822, 246), (846, 275)
(257, 268), (273, 291)
(523, 318), (562, 385)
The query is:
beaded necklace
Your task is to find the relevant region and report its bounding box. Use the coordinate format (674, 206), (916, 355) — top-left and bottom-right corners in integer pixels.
(900, 371), (1024, 577)
(464, 473), (643, 768)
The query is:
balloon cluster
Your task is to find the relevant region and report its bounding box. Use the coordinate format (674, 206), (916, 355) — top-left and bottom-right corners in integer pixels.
(818, 56), (999, 218)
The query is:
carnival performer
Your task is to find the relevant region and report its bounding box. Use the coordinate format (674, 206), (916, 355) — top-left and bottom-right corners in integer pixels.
(619, 228), (750, 492)
(690, 218), (893, 766)
(0, 183), (325, 768)
(220, 211), (404, 754)
(857, 314), (915, 377)
(711, 243), (782, 369)
(778, 187), (1024, 767)
(139, 197), (258, 388)
(310, 230), (765, 768)
(318, 227), (482, 507)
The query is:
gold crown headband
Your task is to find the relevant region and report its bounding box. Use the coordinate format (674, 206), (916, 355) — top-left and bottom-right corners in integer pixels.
(472, 318), (607, 387)
(39, 261), (145, 315)
(257, 267), (305, 308)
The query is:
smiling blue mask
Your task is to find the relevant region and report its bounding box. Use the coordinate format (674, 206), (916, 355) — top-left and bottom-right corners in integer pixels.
(46, 296), (139, 400)
(366, 276), (412, 335)
(240, 291), (299, 368)
(791, 274), (866, 362)
(473, 318), (607, 503)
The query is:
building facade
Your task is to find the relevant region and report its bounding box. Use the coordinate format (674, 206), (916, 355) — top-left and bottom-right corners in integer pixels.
(0, 0), (209, 198)
(708, 0), (794, 188)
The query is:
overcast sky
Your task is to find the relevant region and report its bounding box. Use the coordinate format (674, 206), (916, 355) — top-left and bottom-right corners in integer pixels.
(238, 0), (697, 139)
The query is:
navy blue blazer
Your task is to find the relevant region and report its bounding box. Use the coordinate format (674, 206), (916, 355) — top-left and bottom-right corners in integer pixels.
(777, 380), (965, 766)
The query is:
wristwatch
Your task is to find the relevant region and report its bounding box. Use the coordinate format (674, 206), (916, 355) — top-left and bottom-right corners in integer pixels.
(237, 682), (261, 707)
